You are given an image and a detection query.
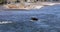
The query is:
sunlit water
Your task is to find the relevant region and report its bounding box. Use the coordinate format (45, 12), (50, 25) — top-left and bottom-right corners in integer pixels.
(0, 4), (60, 32)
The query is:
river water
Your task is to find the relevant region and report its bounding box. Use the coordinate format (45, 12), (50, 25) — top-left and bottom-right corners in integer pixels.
(0, 4), (60, 32)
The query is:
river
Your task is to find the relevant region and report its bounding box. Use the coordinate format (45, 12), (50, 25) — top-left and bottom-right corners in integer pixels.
(0, 4), (60, 32)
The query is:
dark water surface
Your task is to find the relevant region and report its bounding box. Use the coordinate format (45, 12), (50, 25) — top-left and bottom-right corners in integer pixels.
(0, 4), (60, 32)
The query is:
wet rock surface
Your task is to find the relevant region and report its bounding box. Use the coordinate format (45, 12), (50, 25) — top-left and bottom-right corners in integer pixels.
(0, 4), (60, 32)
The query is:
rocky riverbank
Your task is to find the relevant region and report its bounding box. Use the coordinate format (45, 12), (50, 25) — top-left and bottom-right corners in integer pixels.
(1, 2), (60, 10)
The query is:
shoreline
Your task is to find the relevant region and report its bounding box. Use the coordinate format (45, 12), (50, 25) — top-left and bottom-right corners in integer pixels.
(1, 2), (60, 10)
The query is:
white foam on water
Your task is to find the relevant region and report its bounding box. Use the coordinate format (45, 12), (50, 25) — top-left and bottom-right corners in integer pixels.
(34, 6), (44, 9)
(47, 3), (56, 6)
(0, 21), (12, 24)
